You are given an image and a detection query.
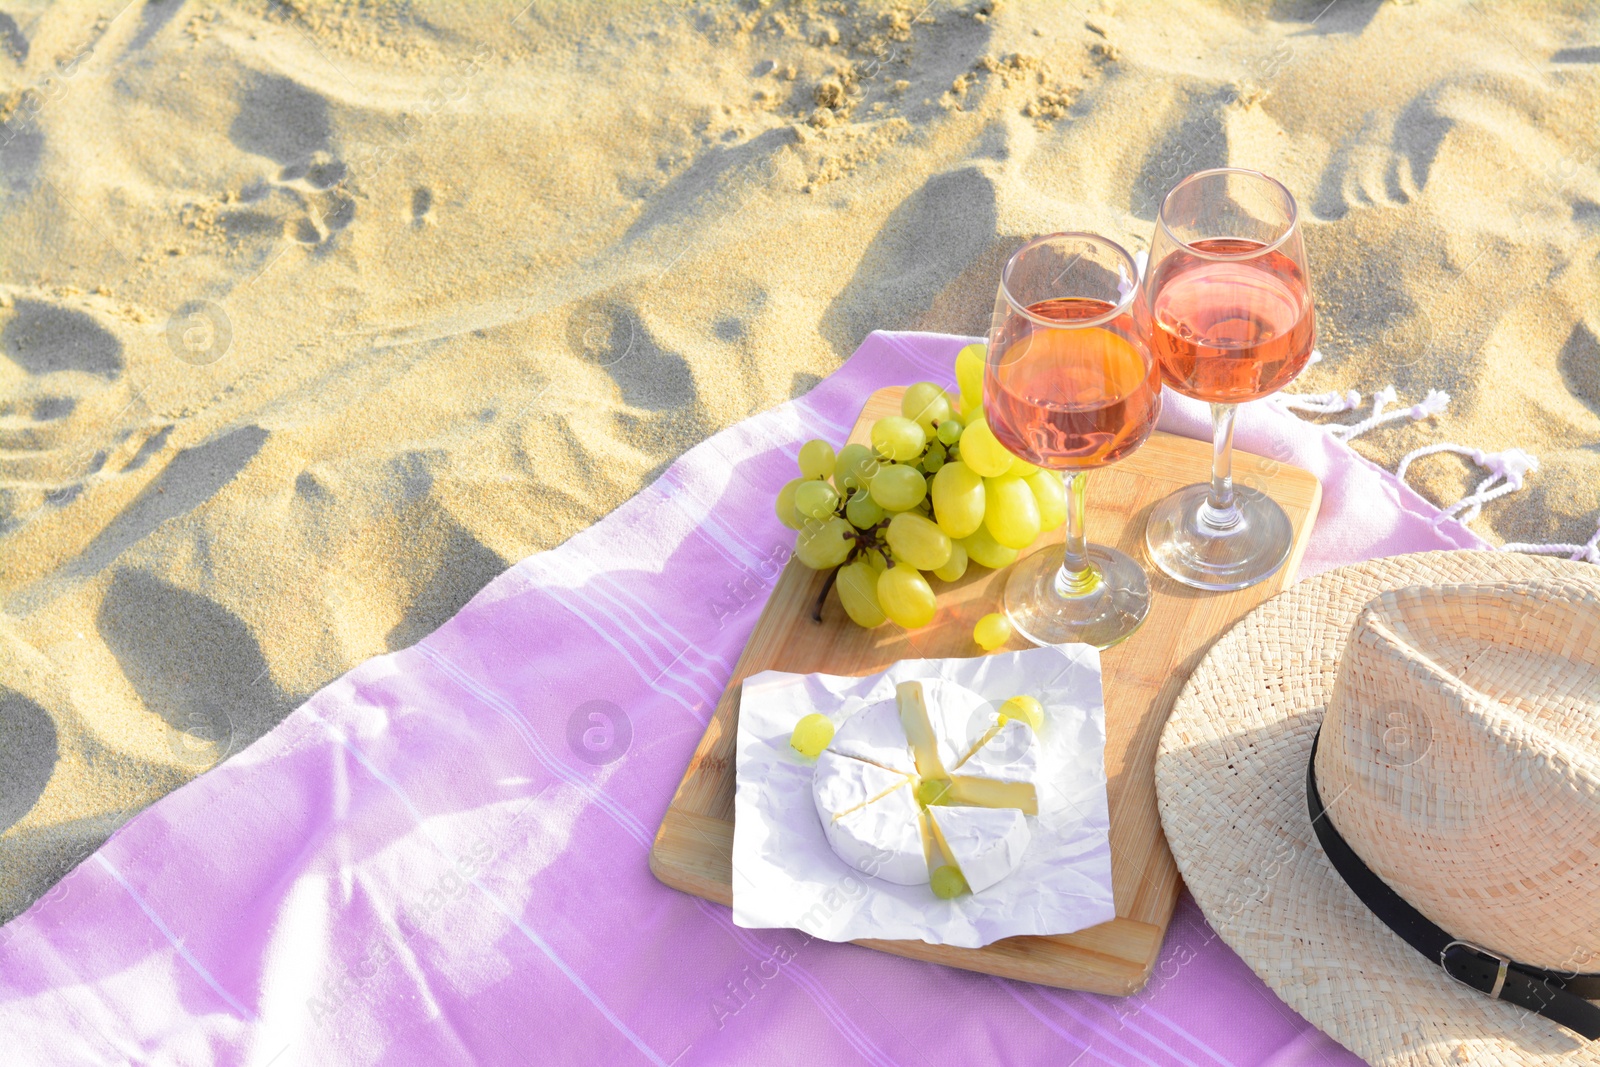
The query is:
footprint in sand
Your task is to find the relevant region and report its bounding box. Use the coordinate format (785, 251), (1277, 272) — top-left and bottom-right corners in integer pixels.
(1311, 101), (1453, 221)
(0, 296), (129, 523)
(266, 153), (357, 246)
(1, 298), (123, 378)
(0, 391), (77, 467)
(226, 72), (356, 246)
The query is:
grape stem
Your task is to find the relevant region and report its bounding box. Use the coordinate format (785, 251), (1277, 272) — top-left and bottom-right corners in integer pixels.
(811, 526), (891, 623)
(812, 566), (839, 622)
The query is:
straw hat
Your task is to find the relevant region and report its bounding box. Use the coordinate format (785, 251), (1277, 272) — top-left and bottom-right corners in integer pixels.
(1156, 551), (1600, 1067)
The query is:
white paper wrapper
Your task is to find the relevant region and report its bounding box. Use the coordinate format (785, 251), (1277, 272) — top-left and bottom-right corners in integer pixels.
(731, 645), (1115, 948)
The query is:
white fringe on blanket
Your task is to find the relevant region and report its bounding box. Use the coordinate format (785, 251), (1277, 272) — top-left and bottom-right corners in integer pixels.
(1325, 385), (1452, 442)
(1274, 388), (1363, 415)
(1116, 277), (1598, 563)
(1501, 518), (1600, 564)
(1271, 350), (1596, 564)
(1269, 351), (1367, 415)
(1396, 445), (1539, 526)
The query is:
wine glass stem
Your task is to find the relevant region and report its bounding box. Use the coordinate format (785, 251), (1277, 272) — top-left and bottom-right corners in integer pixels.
(1202, 402), (1244, 531)
(1056, 471), (1100, 597)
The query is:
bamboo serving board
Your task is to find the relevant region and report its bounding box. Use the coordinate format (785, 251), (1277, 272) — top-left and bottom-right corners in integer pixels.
(650, 387), (1321, 995)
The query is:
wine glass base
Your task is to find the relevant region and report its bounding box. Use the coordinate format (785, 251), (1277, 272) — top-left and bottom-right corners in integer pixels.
(1003, 544), (1151, 649)
(1144, 483), (1292, 591)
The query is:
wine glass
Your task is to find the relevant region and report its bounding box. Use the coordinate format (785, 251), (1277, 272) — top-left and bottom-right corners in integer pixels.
(1142, 168), (1315, 590)
(984, 233), (1162, 648)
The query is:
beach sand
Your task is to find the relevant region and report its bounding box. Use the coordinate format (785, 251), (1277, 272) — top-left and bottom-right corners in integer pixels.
(1, 0), (1596, 919)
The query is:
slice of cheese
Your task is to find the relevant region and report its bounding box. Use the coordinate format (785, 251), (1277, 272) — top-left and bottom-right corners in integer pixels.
(811, 749), (909, 824)
(825, 778), (932, 885)
(828, 698), (918, 775)
(945, 776), (1038, 815)
(897, 680), (990, 781)
(948, 718), (1041, 814)
(963, 718), (1040, 779)
(928, 804), (1031, 894)
(897, 680), (945, 780)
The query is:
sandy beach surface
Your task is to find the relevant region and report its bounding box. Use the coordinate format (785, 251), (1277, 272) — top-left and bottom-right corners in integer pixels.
(0, 0), (1596, 921)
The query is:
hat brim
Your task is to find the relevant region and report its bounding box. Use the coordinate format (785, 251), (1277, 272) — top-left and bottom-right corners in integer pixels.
(1156, 550), (1600, 1067)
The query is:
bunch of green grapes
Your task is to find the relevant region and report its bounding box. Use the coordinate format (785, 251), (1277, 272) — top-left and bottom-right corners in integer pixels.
(776, 343), (1066, 630)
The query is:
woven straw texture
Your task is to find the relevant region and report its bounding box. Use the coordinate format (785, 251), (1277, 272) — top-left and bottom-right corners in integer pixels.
(1317, 580), (1600, 972)
(1156, 551), (1600, 1067)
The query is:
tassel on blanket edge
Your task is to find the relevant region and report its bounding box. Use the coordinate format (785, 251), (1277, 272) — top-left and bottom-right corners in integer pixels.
(1501, 512), (1600, 564)
(1258, 352), (1592, 564)
(1396, 443), (1541, 528)
(1327, 385), (1452, 442)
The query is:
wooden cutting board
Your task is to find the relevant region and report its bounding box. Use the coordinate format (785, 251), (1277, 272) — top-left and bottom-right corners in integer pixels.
(650, 386), (1321, 995)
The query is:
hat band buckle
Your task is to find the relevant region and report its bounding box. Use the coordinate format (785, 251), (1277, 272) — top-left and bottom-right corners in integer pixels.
(1308, 728), (1600, 1040)
(1442, 940), (1511, 999)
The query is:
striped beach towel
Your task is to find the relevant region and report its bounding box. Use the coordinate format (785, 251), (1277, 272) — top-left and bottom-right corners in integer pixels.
(0, 331), (1484, 1066)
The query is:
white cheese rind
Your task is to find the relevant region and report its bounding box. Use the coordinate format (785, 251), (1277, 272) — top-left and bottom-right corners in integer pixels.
(898, 680), (992, 778)
(959, 718), (1040, 786)
(811, 750), (908, 823)
(929, 804), (1032, 894)
(825, 780), (931, 884)
(828, 698), (917, 775)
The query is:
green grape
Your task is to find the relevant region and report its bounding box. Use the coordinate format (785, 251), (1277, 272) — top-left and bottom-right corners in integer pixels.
(836, 559), (888, 628)
(960, 418), (1015, 478)
(997, 694), (1044, 731)
(1025, 469), (1066, 532)
(973, 612), (1012, 651)
(775, 478), (806, 531)
(984, 475), (1041, 549)
(835, 442), (878, 493)
(962, 525), (1019, 570)
(798, 439), (836, 480)
(930, 864), (970, 899)
(869, 463), (928, 511)
(929, 461), (985, 539)
(922, 441), (946, 473)
(901, 382), (952, 433)
(794, 479), (841, 521)
(916, 777), (952, 808)
(870, 416), (927, 462)
(885, 512), (952, 570)
(954, 343), (985, 413)
(877, 563), (937, 628)
(936, 418), (964, 446)
(845, 490), (885, 529)
(789, 712), (835, 758)
(795, 516), (853, 569)
(1010, 457), (1042, 478)
(861, 545), (889, 573)
(932, 540), (968, 583)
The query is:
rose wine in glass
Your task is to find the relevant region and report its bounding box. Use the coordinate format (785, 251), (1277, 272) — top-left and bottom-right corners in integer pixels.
(985, 234), (1161, 648)
(987, 298), (1163, 469)
(1150, 239), (1314, 401)
(1143, 169), (1314, 590)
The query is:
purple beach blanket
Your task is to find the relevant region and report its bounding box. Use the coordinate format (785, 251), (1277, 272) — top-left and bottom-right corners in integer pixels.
(0, 332), (1487, 1067)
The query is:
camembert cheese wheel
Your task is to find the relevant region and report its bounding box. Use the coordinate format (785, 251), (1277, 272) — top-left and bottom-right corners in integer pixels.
(809, 679), (1042, 894)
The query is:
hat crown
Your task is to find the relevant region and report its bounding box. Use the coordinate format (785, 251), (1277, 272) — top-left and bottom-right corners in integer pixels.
(1314, 579), (1600, 972)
